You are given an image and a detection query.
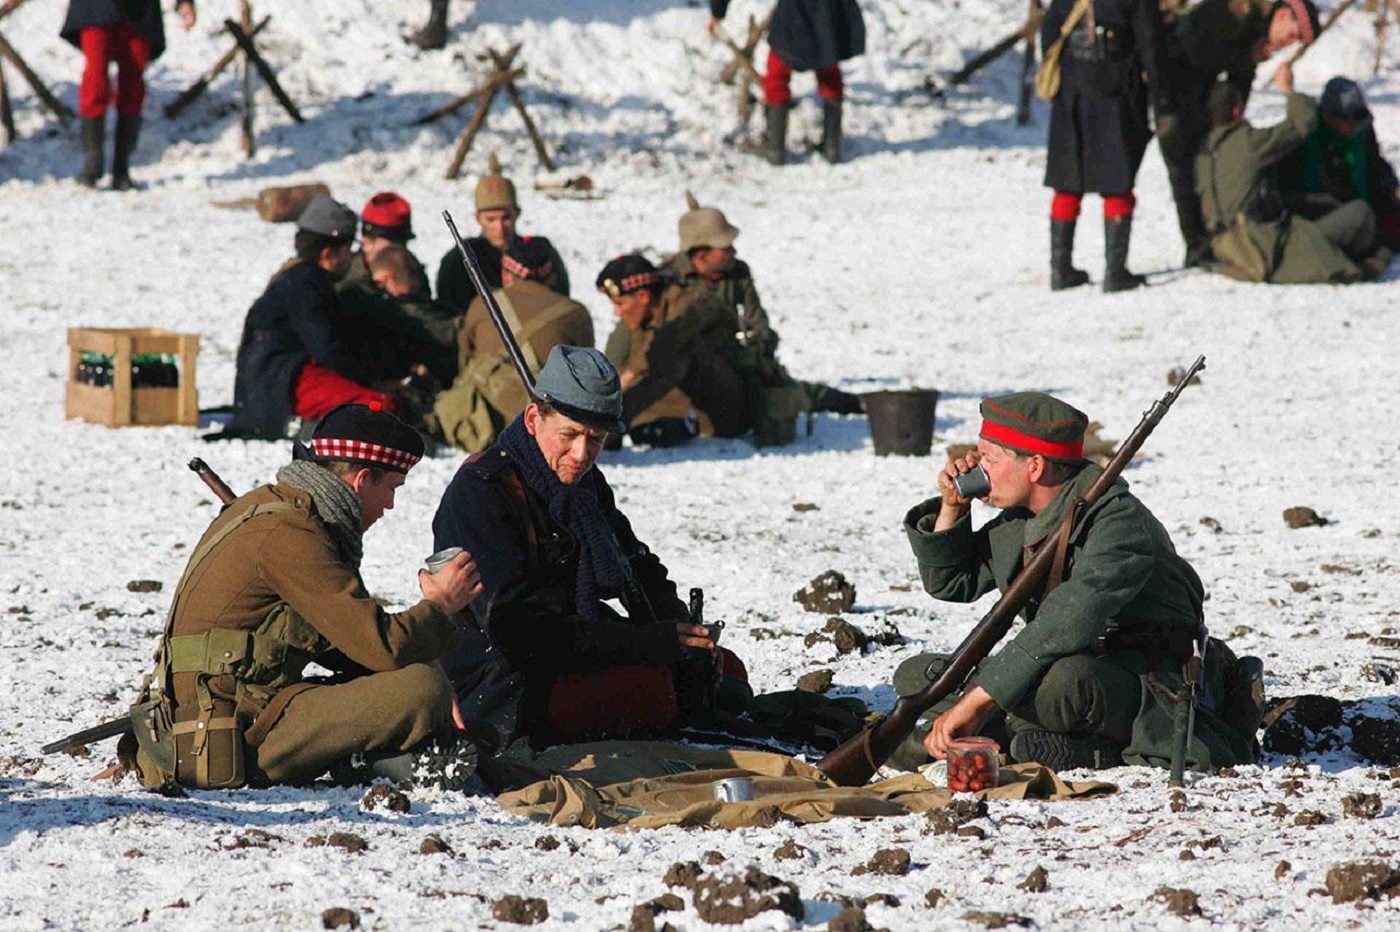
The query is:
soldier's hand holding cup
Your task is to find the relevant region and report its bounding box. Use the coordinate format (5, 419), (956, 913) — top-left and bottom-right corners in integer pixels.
(936, 451), (989, 529)
(420, 548), (484, 615)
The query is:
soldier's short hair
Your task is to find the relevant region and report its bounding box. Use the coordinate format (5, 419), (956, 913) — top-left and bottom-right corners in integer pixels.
(295, 231), (344, 262)
(368, 244), (426, 293)
(1207, 82), (1244, 128)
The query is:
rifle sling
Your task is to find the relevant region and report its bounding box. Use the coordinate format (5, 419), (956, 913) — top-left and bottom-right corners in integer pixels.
(1042, 497), (1085, 598)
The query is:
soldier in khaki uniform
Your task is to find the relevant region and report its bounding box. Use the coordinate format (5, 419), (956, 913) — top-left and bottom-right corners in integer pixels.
(434, 240), (594, 453)
(598, 254), (749, 443)
(605, 196), (862, 417)
(435, 157), (570, 313)
(1197, 77), (1387, 284)
(889, 393), (1260, 773)
(124, 406), (484, 789)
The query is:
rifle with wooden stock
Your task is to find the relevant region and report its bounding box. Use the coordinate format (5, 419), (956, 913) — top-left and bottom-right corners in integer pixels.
(817, 356), (1207, 786)
(41, 460), (240, 756)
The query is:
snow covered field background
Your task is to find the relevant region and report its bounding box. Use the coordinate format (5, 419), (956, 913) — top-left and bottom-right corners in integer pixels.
(2, 0), (1399, 928)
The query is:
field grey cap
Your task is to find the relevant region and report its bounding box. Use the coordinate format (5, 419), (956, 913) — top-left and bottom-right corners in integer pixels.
(297, 195), (357, 243)
(533, 345), (626, 433)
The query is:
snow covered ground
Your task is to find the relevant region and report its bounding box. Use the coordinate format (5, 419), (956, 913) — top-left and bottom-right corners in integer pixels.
(3, 0), (1399, 928)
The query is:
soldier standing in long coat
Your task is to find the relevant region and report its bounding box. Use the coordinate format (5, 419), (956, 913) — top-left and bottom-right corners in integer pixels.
(1042, 0), (1158, 293)
(44, 0), (197, 189)
(709, 0), (865, 164)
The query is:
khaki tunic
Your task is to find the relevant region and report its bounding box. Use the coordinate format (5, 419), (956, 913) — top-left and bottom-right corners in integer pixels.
(620, 284), (748, 435)
(165, 482), (458, 780)
(459, 280), (595, 421)
(1197, 92), (1368, 284)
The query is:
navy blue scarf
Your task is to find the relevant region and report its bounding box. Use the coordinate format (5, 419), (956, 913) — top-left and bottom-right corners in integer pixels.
(497, 416), (629, 620)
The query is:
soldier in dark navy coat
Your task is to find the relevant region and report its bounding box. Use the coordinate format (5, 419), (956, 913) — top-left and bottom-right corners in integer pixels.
(232, 197), (403, 440)
(1042, 0), (1160, 293)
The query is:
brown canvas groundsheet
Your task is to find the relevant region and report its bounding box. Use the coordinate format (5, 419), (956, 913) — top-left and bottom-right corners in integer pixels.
(495, 741), (1116, 829)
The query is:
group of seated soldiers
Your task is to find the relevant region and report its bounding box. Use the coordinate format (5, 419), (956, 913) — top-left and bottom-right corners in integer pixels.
(225, 159), (862, 454)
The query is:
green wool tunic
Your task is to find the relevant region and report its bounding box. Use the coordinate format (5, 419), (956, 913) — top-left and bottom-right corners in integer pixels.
(904, 463), (1204, 711)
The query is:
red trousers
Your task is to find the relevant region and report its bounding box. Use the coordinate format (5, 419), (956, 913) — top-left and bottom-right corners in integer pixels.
(292, 361), (403, 421)
(1051, 191), (1136, 221)
(762, 50), (843, 106)
(79, 24), (151, 119)
(547, 648), (748, 739)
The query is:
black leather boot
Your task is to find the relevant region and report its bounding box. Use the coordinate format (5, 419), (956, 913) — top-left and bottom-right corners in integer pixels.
(110, 114), (141, 190)
(1050, 219), (1089, 290)
(763, 103), (788, 166)
(820, 99), (842, 164)
(1103, 215), (1146, 293)
(79, 116), (104, 188)
(409, 0), (450, 50)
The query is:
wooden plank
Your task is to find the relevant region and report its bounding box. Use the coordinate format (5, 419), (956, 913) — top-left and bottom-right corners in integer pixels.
(445, 86), (500, 180)
(111, 332), (133, 427)
(0, 29), (74, 121)
(0, 60), (15, 144)
(177, 333), (199, 425)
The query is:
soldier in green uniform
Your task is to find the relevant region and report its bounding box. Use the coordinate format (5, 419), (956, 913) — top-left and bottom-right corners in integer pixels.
(366, 244), (460, 385)
(605, 195), (862, 417)
(1197, 75), (1387, 284)
(889, 392), (1259, 773)
(123, 405), (484, 789)
(434, 240), (595, 453)
(598, 254), (749, 443)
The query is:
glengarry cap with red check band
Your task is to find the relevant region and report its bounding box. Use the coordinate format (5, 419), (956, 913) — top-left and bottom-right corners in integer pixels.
(303, 403), (425, 473)
(596, 254), (664, 297)
(979, 392), (1088, 464)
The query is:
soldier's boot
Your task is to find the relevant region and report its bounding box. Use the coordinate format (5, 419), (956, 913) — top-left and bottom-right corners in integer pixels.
(819, 98), (842, 164)
(409, 0), (451, 50)
(331, 733), (479, 792)
(628, 413), (699, 448)
(78, 116), (105, 188)
(807, 382), (864, 415)
(1009, 730), (1123, 771)
(110, 114), (141, 191)
(1049, 220), (1089, 291)
(1359, 246), (1392, 281)
(763, 103), (788, 166)
(1103, 215), (1147, 293)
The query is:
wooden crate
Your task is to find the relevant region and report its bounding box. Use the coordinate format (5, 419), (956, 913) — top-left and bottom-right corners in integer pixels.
(66, 328), (200, 427)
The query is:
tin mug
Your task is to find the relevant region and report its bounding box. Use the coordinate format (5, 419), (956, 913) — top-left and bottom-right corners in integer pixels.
(424, 547), (464, 575)
(712, 777), (755, 802)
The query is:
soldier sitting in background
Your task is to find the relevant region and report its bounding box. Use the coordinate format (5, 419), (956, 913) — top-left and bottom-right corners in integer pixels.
(433, 240), (595, 453)
(1277, 77), (1400, 251)
(365, 244), (459, 386)
(1196, 73), (1389, 284)
(340, 192), (429, 290)
(231, 196), (405, 440)
(435, 156), (570, 313)
(604, 196), (862, 427)
(888, 393), (1260, 774)
(123, 405), (483, 790)
(598, 254), (749, 445)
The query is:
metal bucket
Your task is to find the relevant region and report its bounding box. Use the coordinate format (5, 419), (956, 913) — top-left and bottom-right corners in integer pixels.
(864, 389), (939, 457)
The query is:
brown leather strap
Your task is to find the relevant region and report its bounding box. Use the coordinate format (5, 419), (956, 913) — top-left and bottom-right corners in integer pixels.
(1044, 498), (1085, 598)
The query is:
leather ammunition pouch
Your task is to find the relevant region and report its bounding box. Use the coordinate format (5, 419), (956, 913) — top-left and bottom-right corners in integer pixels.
(129, 498), (308, 790)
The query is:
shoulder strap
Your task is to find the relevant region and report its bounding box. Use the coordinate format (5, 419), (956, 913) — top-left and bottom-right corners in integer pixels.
(493, 290), (580, 374)
(1047, 0), (1094, 58)
(155, 498), (296, 697)
(1043, 498), (1085, 598)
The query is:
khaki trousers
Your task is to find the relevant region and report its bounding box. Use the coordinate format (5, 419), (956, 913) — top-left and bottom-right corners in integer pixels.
(252, 663), (453, 785)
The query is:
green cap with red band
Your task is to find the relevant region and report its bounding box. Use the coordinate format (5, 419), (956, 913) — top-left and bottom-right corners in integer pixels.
(979, 392), (1088, 463)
